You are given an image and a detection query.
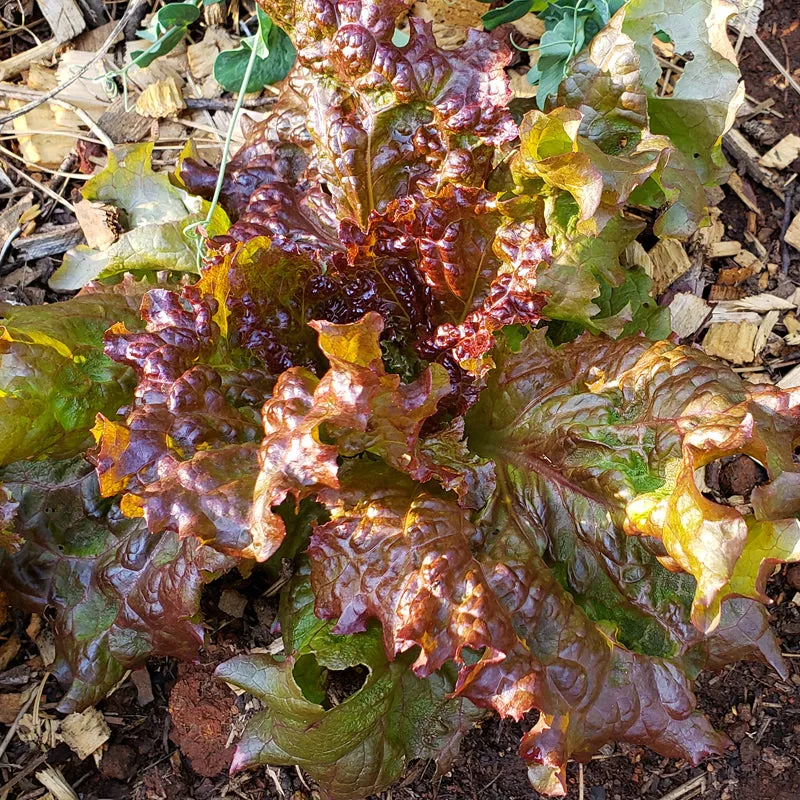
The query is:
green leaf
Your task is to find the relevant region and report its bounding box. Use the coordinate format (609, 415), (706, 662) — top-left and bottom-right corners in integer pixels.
(0, 280), (150, 465)
(50, 143), (229, 291)
(149, 1), (201, 29)
(593, 267), (670, 339)
(622, 0), (744, 185)
(130, 2), (200, 67)
(216, 569), (483, 799)
(130, 26), (187, 68)
(213, 21), (295, 94)
(482, 0), (534, 30)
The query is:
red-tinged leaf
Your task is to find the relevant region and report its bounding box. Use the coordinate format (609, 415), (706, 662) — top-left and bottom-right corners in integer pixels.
(308, 462), (520, 681)
(252, 313), (451, 556)
(0, 457), (232, 711)
(95, 288), (273, 559)
(477, 535), (731, 796)
(181, 86), (314, 220)
(257, 0), (516, 225)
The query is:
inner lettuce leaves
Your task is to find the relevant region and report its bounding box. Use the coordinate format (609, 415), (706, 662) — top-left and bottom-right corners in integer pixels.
(50, 144), (230, 291)
(217, 565), (484, 799)
(0, 457), (232, 711)
(0, 278), (155, 465)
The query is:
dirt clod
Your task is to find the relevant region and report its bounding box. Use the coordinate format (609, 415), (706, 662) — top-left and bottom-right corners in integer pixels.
(168, 662), (237, 778)
(100, 744), (137, 781)
(787, 564), (800, 591)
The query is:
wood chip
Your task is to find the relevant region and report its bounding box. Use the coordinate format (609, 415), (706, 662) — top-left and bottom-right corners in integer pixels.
(703, 321), (759, 364)
(0, 691), (27, 725)
(0, 633), (20, 670)
(508, 70), (537, 100)
(785, 311), (800, 330)
(754, 310), (780, 358)
(512, 13), (546, 40)
(36, 765), (79, 800)
(74, 200), (122, 250)
(0, 39), (59, 82)
(135, 76), (186, 119)
(778, 363), (800, 390)
(696, 206), (725, 248)
(13, 223), (85, 259)
(130, 668), (154, 706)
(716, 293), (797, 312)
(219, 589), (248, 618)
(708, 240), (742, 258)
(708, 290), (758, 308)
(410, 0), (485, 49)
(59, 708), (110, 760)
(187, 27), (237, 81)
(36, 0), (85, 43)
(723, 128), (784, 198)
(642, 239), (692, 295)
(124, 43), (186, 92)
(718, 265), (756, 286)
(72, 19), (124, 53)
(733, 249), (762, 270)
(53, 51), (114, 123)
(0, 192), (35, 242)
(786, 212), (800, 252)
(8, 100), (74, 168)
(727, 172), (761, 215)
(758, 133), (800, 170)
(668, 293), (711, 338)
(95, 97), (152, 145)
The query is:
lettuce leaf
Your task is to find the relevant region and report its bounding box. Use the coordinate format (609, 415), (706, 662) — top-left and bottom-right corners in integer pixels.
(0, 457), (231, 711)
(0, 279), (151, 465)
(217, 566), (483, 799)
(51, 144), (230, 291)
(94, 288), (273, 559)
(303, 328), (797, 795)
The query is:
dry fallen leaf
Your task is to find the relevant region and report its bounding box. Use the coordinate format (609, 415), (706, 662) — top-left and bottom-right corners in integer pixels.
(73, 200), (123, 251)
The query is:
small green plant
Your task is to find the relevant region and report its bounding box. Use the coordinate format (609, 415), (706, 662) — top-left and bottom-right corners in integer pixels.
(99, 0), (295, 110)
(483, 0), (626, 108)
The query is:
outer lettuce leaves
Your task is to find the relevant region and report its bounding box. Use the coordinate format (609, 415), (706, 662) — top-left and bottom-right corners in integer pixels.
(94, 288), (273, 560)
(51, 144), (230, 291)
(0, 457), (231, 711)
(216, 568), (483, 799)
(0, 280), (150, 465)
(471, 331), (800, 634)
(303, 329), (797, 796)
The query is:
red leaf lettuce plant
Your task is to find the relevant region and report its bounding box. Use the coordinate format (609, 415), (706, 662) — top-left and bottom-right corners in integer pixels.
(2, 0), (799, 797)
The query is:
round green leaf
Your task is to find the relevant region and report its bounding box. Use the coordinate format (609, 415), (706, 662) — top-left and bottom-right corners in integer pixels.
(213, 26), (296, 94)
